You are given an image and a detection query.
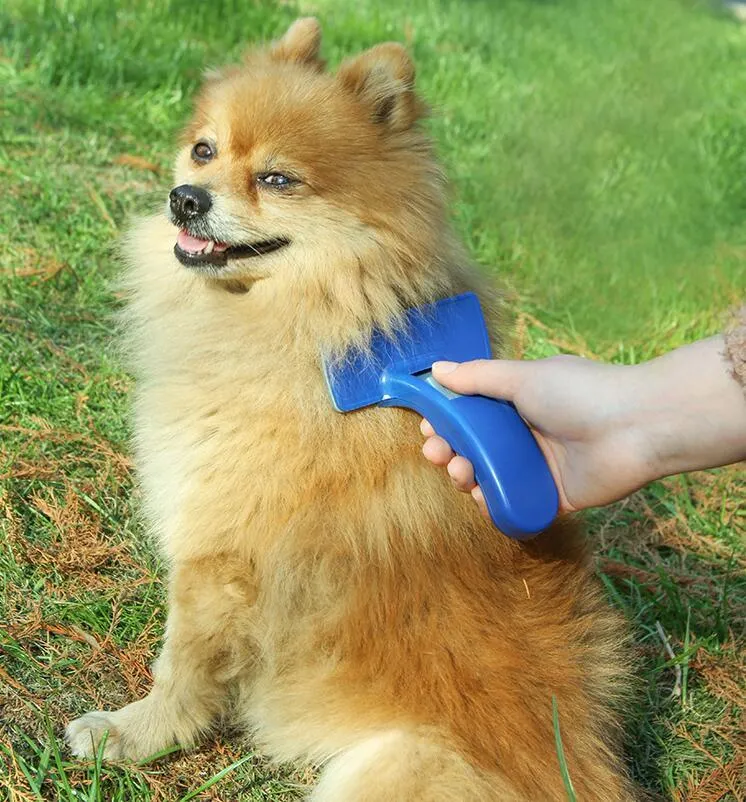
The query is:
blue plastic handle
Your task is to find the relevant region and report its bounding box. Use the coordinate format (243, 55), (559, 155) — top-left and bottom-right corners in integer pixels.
(381, 370), (559, 539)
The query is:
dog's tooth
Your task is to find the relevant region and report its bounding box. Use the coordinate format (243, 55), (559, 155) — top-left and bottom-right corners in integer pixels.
(204, 241), (215, 255)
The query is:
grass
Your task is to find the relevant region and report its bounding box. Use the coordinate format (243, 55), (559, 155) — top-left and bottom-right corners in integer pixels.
(552, 696), (578, 802)
(0, 0), (744, 799)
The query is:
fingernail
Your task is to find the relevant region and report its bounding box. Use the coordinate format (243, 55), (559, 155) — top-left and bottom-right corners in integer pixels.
(433, 361), (457, 375)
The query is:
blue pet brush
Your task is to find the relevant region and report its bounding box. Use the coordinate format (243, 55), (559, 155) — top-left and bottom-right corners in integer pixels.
(322, 292), (559, 539)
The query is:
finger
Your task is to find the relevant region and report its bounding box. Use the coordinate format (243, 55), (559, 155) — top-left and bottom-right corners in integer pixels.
(471, 485), (489, 518)
(432, 359), (526, 400)
(420, 419), (436, 438)
(422, 435), (454, 466)
(447, 456), (476, 492)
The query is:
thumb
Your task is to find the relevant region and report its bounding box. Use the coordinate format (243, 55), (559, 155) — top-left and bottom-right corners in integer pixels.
(432, 359), (525, 401)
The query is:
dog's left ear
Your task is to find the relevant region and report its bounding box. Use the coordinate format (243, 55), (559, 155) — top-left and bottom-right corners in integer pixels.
(337, 43), (424, 133)
(270, 17), (324, 69)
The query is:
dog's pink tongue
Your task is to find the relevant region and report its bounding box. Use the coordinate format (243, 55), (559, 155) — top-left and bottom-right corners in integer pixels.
(178, 230), (213, 253)
(177, 230), (229, 254)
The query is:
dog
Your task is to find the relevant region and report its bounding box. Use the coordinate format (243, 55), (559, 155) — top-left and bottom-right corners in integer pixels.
(66, 19), (638, 801)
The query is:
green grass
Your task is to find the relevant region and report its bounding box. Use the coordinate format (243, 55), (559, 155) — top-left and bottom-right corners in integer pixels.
(552, 696), (578, 802)
(1, 0), (744, 799)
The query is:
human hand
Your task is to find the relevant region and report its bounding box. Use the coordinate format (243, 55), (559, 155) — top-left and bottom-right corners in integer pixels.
(421, 338), (746, 516)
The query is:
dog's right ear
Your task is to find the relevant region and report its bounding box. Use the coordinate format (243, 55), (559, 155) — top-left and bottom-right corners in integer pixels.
(269, 17), (324, 70)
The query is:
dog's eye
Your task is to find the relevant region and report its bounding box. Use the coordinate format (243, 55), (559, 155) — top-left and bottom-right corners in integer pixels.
(258, 173), (295, 188)
(192, 141), (214, 163)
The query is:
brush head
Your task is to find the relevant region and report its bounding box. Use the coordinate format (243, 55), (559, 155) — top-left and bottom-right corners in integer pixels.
(324, 293), (491, 411)
(322, 291), (559, 537)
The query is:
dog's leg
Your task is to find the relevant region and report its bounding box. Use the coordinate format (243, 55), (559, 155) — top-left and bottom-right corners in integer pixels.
(308, 730), (528, 802)
(309, 729), (641, 802)
(66, 557), (256, 761)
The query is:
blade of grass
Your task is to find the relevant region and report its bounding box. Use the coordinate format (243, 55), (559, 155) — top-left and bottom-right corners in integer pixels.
(681, 606), (691, 708)
(134, 743), (183, 766)
(178, 754), (254, 802)
(0, 740), (44, 799)
(552, 695), (577, 802)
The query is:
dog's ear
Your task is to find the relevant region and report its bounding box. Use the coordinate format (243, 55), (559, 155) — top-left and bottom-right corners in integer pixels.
(337, 43), (424, 132)
(269, 17), (323, 69)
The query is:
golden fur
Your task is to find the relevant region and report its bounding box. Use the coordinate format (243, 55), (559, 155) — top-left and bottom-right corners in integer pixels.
(67, 19), (639, 800)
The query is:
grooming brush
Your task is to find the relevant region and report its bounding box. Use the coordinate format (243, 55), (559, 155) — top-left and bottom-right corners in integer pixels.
(322, 292), (559, 539)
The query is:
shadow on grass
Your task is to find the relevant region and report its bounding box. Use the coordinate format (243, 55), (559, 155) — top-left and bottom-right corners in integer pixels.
(587, 468), (745, 798)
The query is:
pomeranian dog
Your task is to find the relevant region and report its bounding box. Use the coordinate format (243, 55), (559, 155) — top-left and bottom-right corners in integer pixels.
(67, 19), (638, 801)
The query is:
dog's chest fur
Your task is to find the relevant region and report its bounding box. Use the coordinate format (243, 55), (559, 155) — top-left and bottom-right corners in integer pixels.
(124, 225), (424, 564)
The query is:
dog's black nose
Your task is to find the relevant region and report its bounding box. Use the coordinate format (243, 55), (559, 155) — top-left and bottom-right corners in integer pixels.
(169, 185), (212, 222)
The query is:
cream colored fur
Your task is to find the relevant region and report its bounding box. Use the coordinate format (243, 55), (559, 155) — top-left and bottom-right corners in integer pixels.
(66, 19), (639, 802)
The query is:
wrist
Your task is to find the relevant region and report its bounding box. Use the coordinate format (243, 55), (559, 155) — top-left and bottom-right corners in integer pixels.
(625, 336), (746, 482)
(600, 362), (671, 491)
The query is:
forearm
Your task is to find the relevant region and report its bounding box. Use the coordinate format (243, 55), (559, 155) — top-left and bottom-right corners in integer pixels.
(629, 336), (746, 483)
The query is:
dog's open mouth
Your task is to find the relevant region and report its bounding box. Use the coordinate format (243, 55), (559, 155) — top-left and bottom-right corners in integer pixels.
(174, 230), (290, 268)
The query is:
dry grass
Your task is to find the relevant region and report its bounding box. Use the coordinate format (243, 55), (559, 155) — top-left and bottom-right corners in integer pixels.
(1, 0), (744, 798)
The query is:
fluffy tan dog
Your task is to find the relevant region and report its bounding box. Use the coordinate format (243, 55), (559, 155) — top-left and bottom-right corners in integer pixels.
(67, 19), (638, 801)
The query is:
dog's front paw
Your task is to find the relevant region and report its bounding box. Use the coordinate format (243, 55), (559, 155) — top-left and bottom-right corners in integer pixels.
(66, 711), (126, 760)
